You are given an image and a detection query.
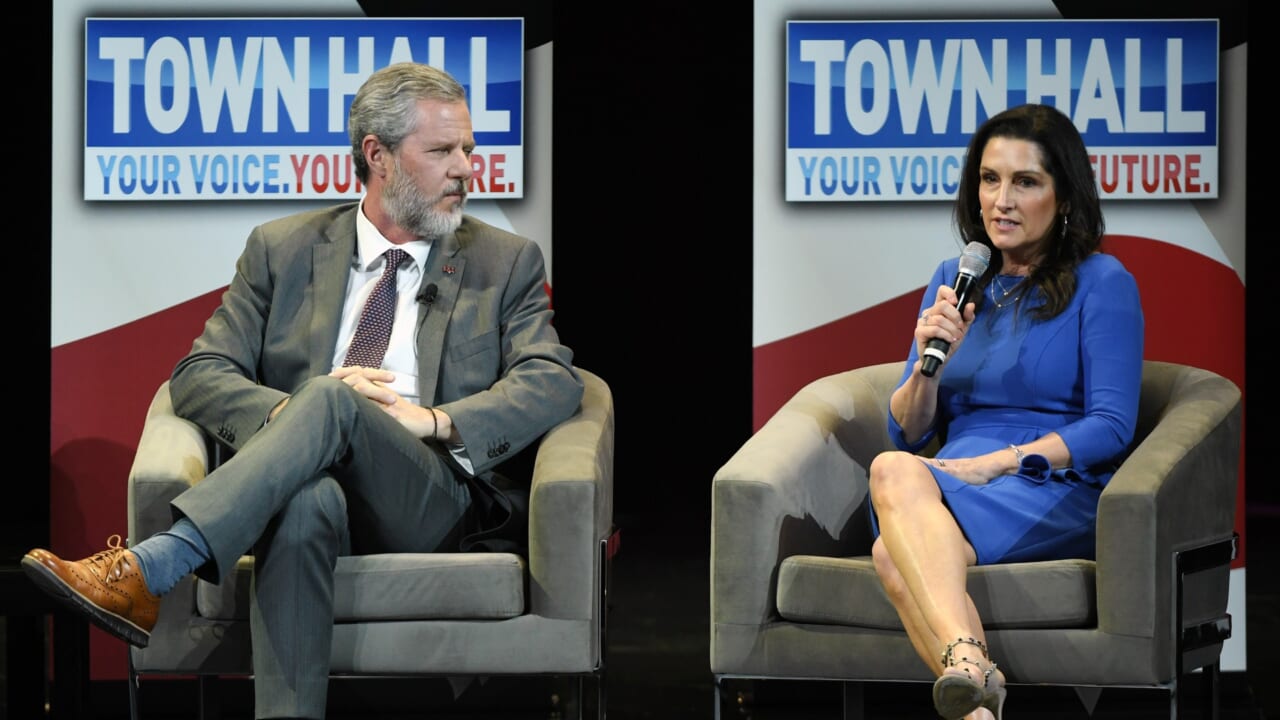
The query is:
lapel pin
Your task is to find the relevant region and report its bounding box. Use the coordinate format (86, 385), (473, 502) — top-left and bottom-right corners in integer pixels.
(443, 265), (456, 275)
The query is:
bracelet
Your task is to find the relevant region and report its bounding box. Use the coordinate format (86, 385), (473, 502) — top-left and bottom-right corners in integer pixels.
(1009, 444), (1026, 464)
(428, 407), (438, 440)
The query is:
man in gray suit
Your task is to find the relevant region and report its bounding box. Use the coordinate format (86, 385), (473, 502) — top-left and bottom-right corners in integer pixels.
(22, 62), (582, 719)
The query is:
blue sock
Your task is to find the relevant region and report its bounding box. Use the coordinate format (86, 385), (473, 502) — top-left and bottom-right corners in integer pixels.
(130, 517), (213, 596)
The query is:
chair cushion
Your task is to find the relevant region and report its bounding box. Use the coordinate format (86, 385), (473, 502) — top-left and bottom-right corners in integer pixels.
(775, 555), (1096, 630)
(196, 552), (527, 621)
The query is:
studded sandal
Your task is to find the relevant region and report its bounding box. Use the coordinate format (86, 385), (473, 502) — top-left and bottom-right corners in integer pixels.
(932, 636), (1006, 720)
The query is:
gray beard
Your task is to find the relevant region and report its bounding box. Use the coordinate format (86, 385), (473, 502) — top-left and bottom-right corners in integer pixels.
(383, 166), (465, 240)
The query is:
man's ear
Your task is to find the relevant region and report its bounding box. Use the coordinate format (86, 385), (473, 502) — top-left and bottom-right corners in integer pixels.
(362, 135), (388, 178)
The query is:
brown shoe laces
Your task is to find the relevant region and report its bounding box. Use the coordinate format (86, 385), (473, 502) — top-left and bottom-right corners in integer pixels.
(82, 534), (130, 578)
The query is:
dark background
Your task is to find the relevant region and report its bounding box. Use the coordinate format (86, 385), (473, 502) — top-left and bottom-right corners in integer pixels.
(12, 0), (1267, 718)
(550, 4), (753, 543)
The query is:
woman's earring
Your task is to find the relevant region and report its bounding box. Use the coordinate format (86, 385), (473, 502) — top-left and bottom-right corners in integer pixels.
(1060, 213), (1068, 239)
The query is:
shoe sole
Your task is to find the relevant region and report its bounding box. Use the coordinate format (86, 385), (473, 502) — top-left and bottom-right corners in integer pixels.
(20, 556), (151, 648)
(933, 673), (984, 720)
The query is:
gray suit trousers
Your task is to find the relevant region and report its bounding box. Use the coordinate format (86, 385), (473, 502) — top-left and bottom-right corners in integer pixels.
(170, 376), (471, 718)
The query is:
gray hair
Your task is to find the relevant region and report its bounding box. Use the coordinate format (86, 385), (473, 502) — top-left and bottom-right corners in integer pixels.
(348, 62), (468, 183)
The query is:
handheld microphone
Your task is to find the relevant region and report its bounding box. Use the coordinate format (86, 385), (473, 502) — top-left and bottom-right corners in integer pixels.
(416, 282), (439, 305)
(920, 242), (991, 378)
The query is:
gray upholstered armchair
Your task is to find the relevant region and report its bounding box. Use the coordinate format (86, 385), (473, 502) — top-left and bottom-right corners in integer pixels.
(126, 368), (616, 720)
(711, 360), (1241, 719)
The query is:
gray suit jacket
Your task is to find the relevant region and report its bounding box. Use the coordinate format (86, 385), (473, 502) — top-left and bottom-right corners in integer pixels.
(169, 202), (583, 549)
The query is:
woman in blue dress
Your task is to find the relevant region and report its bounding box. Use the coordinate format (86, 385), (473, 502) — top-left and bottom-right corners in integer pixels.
(867, 103), (1144, 720)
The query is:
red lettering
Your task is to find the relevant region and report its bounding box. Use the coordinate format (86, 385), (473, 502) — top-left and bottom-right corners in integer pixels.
(1163, 154), (1182, 193)
(469, 154), (487, 193)
(466, 153), (512, 194)
(1119, 155), (1139, 194)
(311, 154), (330, 193)
(331, 154), (354, 193)
(1092, 152), (1211, 197)
(1184, 154), (1202, 193)
(1140, 155), (1160, 194)
(290, 154), (309, 193)
(285, 154), (368, 196)
(489, 153), (507, 193)
(1093, 154), (1117, 194)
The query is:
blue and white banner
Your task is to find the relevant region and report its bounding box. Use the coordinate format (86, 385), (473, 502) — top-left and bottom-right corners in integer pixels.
(786, 19), (1218, 201)
(85, 17), (524, 201)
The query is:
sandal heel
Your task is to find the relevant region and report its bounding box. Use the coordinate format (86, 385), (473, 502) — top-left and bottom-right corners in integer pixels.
(933, 637), (1002, 720)
(982, 683), (1007, 720)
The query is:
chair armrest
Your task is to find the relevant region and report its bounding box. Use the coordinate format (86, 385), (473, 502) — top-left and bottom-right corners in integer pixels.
(1095, 362), (1242, 640)
(711, 362), (903, 627)
(127, 381), (211, 547)
(125, 372), (619, 622)
(526, 367), (616, 620)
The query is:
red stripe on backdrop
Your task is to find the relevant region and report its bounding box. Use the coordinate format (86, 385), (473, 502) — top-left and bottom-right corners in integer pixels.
(1104, 235), (1247, 569)
(50, 288), (225, 680)
(752, 235), (1245, 565)
(752, 290), (919, 430)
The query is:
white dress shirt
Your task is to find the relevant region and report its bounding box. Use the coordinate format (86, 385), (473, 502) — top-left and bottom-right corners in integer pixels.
(329, 201), (474, 473)
(331, 199), (432, 405)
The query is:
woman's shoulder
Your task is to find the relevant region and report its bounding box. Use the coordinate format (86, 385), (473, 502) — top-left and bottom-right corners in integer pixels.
(1078, 252), (1136, 283)
(1077, 251), (1141, 305)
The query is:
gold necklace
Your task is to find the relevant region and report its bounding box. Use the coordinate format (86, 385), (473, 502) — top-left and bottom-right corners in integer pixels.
(990, 275), (1019, 308)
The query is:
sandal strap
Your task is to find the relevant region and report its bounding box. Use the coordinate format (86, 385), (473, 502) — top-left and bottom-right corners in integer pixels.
(940, 636), (990, 677)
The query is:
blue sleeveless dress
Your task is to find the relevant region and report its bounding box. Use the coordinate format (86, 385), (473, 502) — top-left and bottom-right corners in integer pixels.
(870, 253), (1144, 564)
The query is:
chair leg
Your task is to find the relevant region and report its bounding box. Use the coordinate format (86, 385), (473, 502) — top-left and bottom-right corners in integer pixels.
(553, 675), (588, 720)
(714, 677), (759, 719)
(597, 670), (607, 720)
(127, 653), (140, 720)
(1169, 667), (1227, 720)
(572, 675), (583, 720)
(597, 531), (615, 720)
(197, 675), (220, 720)
(712, 676), (731, 720)
(1173, 535), (1236, 720)
(841, 681), (864, 720)
(1201, 662), (1221, 720)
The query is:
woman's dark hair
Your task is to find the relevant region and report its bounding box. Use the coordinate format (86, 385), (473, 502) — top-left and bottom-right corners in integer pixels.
(953, 103), (1105, 319)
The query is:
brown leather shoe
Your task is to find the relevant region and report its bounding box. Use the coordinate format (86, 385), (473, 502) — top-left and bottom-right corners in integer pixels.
(21, 534), (160, 647)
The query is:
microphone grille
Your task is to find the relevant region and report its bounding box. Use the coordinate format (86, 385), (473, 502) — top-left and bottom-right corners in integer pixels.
(959, 241), (991, 275)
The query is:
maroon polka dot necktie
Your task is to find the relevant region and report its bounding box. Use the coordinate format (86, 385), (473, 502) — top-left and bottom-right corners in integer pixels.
(342, 248), (409, 368)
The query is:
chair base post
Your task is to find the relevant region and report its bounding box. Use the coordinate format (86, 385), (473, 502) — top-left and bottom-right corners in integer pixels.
(1171, 662), (1222, 720)
(712, 675), (745, 720)
(841, 680), (864, 720)
(1174, 533), (1236, 720)
(128, 670), (224, 720)
(1202, 662), (1221, 720)
(198, 675), (221, 720)
(127, 652), (139, 720)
